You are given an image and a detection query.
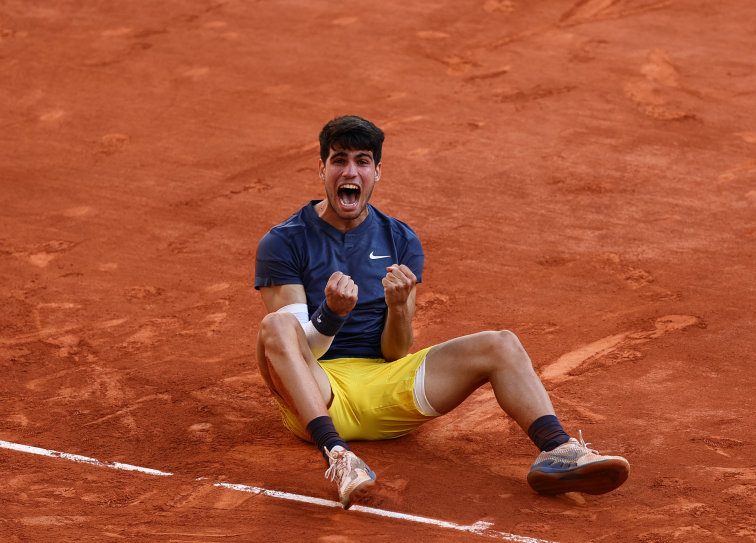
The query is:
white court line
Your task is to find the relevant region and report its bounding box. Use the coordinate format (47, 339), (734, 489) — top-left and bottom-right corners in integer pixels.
(0, 439), (554, 543)
(0, 439), (173, 476)
(215, 482), (553, 542)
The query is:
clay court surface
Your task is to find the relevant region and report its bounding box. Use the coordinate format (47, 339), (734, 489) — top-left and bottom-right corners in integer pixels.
(1, 0), (756, 541)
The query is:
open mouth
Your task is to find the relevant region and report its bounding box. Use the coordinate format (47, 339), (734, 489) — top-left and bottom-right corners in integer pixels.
(337, 183), (361, 208)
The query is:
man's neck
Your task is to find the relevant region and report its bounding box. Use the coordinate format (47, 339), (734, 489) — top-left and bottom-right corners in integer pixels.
(315, 200), (370, 233)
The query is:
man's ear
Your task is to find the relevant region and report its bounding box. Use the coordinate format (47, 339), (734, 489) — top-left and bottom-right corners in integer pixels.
(374, 162), (382, 182)
(318, 158), (326, 180)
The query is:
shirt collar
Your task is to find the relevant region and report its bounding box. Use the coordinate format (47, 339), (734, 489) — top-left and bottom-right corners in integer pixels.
(306, 200), (374, 237)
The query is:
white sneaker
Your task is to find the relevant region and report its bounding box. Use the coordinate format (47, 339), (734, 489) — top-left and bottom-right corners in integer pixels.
(527, 430), (630, 495)
(324, 445), (376, 509)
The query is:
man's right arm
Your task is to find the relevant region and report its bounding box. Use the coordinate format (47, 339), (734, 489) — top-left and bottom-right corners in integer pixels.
(258, 274), (358, 359)
(259, 284), (307, 314)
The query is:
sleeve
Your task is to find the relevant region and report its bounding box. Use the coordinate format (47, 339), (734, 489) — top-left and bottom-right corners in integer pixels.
(399, 229), (424, 284)
(254, 229), (303, 289)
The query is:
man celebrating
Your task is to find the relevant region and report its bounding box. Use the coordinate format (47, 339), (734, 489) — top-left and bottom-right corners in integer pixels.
(254, 116), (629, 509)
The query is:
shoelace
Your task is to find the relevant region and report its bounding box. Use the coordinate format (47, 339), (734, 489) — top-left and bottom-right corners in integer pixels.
(324, 448), (353, 483)
(577, 429), (600, 455)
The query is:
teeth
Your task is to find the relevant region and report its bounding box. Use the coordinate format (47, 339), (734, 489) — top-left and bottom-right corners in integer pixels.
(340, 184), (360, 190)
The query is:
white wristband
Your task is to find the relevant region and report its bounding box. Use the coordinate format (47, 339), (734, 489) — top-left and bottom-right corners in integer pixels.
(277, 303), (334, 360)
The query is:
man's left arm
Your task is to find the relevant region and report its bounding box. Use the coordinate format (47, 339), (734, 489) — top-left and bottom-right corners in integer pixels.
(380, 264), (417, 362)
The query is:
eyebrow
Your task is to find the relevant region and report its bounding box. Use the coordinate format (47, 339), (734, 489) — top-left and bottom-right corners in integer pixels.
(330, 151), (373, 161)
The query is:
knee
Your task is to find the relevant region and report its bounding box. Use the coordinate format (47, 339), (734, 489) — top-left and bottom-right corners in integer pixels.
(482, 330), (529, 368)
(259, 311), (301, 345)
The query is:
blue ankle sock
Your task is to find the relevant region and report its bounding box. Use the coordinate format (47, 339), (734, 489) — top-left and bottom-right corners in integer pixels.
(306, 415), (350, 460)
(528, 415), (571, 452)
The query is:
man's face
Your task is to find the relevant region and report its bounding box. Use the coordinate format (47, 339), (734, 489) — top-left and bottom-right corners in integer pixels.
(318, 146), (382, 221)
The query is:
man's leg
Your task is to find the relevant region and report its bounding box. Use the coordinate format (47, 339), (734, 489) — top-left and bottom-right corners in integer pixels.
(423, 331), (556, 431)
(423, 330), (630, 495)
(256, 311), (332, 424)
(256, 311), (375, 508)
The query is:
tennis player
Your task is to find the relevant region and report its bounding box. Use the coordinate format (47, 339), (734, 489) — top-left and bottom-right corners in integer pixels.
(254, 116), (630, 508)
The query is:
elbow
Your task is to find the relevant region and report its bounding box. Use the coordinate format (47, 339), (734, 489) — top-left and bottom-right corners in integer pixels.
(382, 338), (414, 362)
(382, 351), (402, 363)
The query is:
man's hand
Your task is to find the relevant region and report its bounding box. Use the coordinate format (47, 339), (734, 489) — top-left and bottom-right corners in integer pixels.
(382, 264), (416, 308)
(324, 271), (358, 317)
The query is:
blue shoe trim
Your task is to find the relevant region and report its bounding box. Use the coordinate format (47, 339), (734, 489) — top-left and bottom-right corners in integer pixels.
(529, 458), (609, 475)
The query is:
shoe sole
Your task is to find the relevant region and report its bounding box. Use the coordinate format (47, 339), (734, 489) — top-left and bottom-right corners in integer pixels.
(342, 477), (375, 510)
(527, 458), (630, 496)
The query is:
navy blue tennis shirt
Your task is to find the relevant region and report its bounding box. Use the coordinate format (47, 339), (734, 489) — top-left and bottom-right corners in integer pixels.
(255, 201), (424, 360)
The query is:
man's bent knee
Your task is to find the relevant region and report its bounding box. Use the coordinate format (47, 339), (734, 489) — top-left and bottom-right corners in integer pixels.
(484, 330), (530, 366)
(256, 312), (304, 389)
(259, 311), (302, 345)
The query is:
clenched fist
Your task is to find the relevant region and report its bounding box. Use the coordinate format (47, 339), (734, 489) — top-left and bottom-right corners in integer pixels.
(382, 264), (416, 308)
(324, 271), (359, 317)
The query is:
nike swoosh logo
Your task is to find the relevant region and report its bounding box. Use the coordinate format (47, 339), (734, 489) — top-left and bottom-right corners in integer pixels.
(369, 251), (390, 260)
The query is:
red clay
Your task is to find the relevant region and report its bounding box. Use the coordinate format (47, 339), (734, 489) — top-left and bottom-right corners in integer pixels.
(2, 0), (756, 541)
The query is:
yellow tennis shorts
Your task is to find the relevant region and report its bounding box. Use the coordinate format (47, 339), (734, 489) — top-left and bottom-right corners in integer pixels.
(273, 346), (436, 442)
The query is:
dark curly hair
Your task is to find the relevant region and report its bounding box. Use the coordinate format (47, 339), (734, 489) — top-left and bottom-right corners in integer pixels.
(319, 115), (385, 165)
